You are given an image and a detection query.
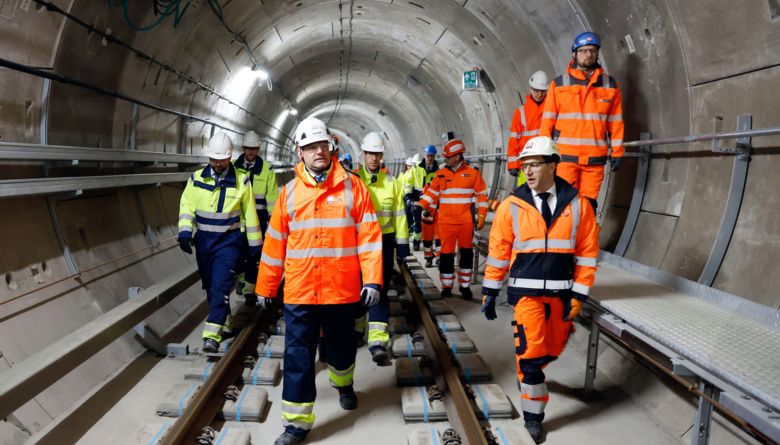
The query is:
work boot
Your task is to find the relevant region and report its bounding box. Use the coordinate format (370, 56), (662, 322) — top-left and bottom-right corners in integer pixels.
(370, 346), (389, 364)
(441, 288), (452, 298)
(524, 420), (544, 444)
(338, 386), (358, 410)
(413, 241), (421, 251)
(202, 338), (219, 354)
(274, 431), (306, 445)
(425, 257), (434, 268)
(460, 287), (473, 300)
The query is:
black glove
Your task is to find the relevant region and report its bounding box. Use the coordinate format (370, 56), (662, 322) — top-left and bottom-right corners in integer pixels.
(481, 294), (497, 320)
(509, 168), (519, 177)
(609, 157), (622, 172)
(178, 237), (193, 255)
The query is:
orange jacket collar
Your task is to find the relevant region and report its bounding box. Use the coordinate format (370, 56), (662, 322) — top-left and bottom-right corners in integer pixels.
(294, 160), (348, 188)
(566, 60), (603, 86)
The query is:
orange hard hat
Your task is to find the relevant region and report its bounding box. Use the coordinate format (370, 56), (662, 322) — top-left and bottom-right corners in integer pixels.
(443, 139), (466, 158)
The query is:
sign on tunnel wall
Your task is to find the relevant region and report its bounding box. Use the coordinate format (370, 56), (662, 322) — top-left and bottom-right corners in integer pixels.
(463, 69), (480, 90)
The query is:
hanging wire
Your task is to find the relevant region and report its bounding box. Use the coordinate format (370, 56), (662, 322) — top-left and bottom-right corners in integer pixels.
(35, 0), (291, 141)
(106, 0), (191, 32)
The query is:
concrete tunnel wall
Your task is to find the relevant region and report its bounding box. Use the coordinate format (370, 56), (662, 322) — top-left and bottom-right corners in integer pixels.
(0, 0), (779, 442)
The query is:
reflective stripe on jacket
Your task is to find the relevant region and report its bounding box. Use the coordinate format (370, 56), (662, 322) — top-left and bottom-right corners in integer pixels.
(419, 160), (439, 185)
(405, 165), (427, 197)
(256, 161), (383, 304)
(507, 97), (545, 170)
(540, 61), (624, 165)
(481, 177), (599, 303)
(355, 167), (409, 244)
(420, 163), (488, 224)
(178, 164), (261, 251)
(234, 155), (279, 224)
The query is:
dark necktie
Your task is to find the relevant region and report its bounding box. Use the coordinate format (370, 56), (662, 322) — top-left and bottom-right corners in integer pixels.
(538, 192), (552, 227)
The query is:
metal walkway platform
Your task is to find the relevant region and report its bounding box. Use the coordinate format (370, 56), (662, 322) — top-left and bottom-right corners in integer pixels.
(594, 263), (780, 410)
(589, 253), (780, 443)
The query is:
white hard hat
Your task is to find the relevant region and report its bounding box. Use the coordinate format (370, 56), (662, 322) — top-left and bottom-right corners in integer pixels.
(412, 153), (422, 164)
(361, 132), (385, 153)
(295, 117), (333, 149)
(243, 130), (261, 148)
(528, 70), (549, 91)
(519, 136), (561, 162)
(205, 132), (233, 160)
(405, 157), (414, 166)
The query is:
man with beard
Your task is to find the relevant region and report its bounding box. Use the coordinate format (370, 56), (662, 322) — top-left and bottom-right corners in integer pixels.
(540, 32), (624, 210)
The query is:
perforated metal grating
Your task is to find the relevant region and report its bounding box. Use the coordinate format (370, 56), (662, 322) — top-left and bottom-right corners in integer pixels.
(593, 264), (780, 410)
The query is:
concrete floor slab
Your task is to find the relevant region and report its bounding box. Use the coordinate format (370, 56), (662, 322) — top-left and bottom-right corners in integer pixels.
(76, 258), (693, 445)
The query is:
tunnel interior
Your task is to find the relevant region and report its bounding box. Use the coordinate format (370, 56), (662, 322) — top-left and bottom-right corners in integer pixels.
(1, 0), (780, 443)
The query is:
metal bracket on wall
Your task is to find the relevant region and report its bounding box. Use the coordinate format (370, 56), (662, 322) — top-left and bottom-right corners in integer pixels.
(488, 146), (503, 201)
(614, 132), (651, 256)
(128, 286), (167, 355)
(129, 103), (138, 150)
(699, 114), (752, 286)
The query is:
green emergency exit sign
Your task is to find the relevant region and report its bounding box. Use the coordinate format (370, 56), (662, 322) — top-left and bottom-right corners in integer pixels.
(463, 69), (480, 90)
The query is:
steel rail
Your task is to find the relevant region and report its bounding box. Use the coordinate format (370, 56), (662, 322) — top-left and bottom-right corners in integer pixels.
(160, 305), (276, 444)
(399, 263), (488, 445)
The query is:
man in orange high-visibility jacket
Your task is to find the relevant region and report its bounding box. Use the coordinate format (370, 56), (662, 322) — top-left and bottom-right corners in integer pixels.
(255, 117), (383, 445)
(540, 31), (624, 209)
(420, 139), (488, 299)
(480, 136), (599, 443)
(507, 71), (549, 188)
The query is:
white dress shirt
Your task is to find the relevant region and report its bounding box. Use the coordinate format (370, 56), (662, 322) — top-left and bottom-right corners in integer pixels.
(531, 183), (557, 216)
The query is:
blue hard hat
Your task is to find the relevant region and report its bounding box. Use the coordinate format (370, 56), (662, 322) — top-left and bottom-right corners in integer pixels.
(424, 145), (437, 155)
(571, 32), (601, 52)
(343, 153), (352, 163)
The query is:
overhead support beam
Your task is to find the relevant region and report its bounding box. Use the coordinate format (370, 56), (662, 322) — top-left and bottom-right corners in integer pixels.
(0, 172), (190, 199)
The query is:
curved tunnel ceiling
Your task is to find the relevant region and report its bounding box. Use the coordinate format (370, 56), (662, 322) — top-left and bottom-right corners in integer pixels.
(127, 0), (563, 159)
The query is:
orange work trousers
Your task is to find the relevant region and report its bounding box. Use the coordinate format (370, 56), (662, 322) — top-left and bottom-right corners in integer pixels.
(556, 162), (605, 201)
(439, 222), (473, 253)
(421, 217), (439, 242)
(513, 296), (574, 420)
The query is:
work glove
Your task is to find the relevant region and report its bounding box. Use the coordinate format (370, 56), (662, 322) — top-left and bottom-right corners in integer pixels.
(509, 168), (519, 177)
(609, 157), (622, 172)
(421, 209), (432, 221)
(562, 297), (582, 321)
(396, 243), (410, 265)
(256, 294), (272, 309)
(476, 215), (486, 231)
(481, 294), (497, 320)
(361, 285), (381, 308)
(248, 245), (262, 259)
(178, 237), (193, 255)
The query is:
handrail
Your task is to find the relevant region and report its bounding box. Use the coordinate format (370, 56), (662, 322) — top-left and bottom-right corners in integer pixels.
(385, 125), (780, 164)
(0, 172), (190, 198)
(0, 142), (207, 164)
(623, 126), (780, 148)
(0, 264), (200, 420)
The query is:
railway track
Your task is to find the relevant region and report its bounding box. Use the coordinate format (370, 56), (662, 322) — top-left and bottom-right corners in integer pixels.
(143, 254), (521, 445)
